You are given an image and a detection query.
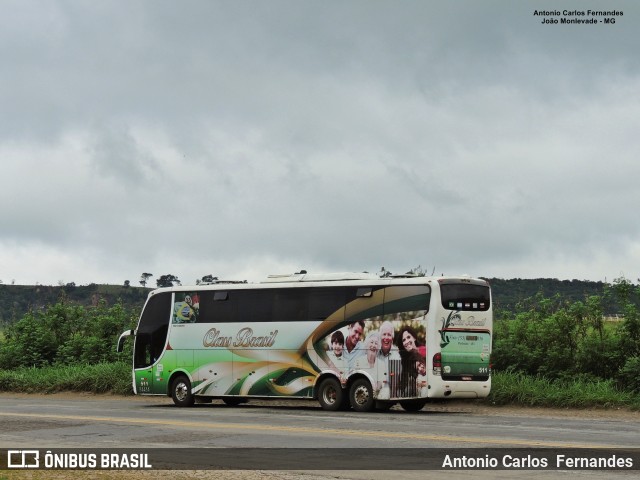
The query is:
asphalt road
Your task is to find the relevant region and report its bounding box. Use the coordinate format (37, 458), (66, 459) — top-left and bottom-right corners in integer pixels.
(0, 393), (638, 479)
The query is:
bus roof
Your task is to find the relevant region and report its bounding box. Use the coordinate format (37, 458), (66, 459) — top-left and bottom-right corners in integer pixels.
(147, 273), (489, 296)
(264, 271), (380, 283)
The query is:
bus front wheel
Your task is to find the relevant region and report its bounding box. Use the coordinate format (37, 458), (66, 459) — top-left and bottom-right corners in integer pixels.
(317, 377), (344, 411)
(349, 378), (375, 412)
(171, 375), (195, 407)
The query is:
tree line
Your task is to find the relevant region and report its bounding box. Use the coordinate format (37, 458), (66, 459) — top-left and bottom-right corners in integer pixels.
(138, 273), (225, 288)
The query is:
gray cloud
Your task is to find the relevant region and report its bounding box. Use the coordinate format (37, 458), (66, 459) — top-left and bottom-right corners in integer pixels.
(1, 0), (639, 285)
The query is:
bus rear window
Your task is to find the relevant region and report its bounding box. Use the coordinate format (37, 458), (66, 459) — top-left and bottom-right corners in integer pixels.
(441, 284), (490, 311)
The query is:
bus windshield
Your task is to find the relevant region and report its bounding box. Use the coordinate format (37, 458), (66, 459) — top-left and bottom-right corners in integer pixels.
(440, 283), (490, 311)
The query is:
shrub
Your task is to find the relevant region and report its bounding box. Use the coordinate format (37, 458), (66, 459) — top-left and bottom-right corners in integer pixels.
(0, 299), (137, 369)
(618, 356), (640, 393)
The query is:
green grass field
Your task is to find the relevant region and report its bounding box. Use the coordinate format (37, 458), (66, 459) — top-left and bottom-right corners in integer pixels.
(0, 362), (132, 395)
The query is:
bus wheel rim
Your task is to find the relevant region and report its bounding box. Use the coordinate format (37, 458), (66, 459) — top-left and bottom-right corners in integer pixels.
(353, 385), (369, 405)
(323, 385), (337, 405)
(175, 382), (188, 402)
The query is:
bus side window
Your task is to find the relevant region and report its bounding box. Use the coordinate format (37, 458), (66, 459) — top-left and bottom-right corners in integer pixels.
(308, 288), (346, 321)
(273, 289), (308, 322)
(238, 290), (273, 323)
(198, 290), (236, 323)
(382, 286), (430, 316)
(345, 286), (385, 321)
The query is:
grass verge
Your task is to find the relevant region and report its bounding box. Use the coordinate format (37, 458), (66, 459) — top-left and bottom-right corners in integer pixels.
(487, 371), (640, 410)
(0, 362), (132, 395)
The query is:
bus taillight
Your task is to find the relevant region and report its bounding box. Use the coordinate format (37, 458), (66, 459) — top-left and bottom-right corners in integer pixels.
(433, 352), (442, 376)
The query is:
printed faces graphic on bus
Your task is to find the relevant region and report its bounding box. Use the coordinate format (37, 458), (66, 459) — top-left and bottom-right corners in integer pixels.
(319, 318), (428, 399)
(308, 285), (430, 400)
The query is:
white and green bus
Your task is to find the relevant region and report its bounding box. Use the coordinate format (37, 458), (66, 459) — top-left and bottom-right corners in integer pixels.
(117, 272), (492, 412)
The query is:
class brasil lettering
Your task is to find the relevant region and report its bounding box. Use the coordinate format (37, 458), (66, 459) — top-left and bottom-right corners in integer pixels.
(203, 327), (278, 348)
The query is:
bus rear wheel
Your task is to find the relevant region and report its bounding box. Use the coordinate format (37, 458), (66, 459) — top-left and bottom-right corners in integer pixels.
(399, 399), (427, 412)
(171, 374), (195, 407)
(349, 378), (375, 412)
(317, 377), (344, 411)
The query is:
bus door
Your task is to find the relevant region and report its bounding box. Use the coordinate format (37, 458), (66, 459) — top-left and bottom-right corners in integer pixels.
(133, 292), (172, 394)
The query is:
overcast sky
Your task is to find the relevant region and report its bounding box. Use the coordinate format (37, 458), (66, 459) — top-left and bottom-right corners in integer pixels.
(1, 0), (638, 287)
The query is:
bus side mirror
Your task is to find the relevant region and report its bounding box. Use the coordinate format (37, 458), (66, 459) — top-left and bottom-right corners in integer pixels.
(116, 329), (135, 353)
